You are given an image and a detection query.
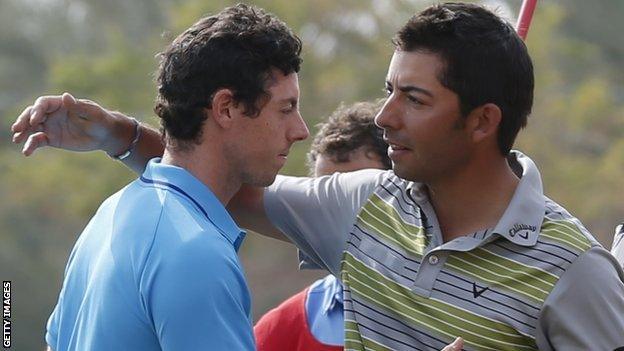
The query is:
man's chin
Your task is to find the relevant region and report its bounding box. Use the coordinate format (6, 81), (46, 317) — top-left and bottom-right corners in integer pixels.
(259, 175), (277, 187)
(243, 172), (278, 187)
(392, 165), (423, 183)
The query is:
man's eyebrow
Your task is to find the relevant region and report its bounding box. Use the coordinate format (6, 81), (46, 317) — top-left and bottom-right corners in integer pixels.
(386, 81), (433, 98)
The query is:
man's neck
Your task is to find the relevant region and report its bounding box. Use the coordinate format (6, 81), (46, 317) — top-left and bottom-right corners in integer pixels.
(427, 154), (520, 243)
(161, 147), (241, 206)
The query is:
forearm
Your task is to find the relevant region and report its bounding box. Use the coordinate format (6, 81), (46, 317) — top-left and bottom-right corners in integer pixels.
(228, 185), (289, 242)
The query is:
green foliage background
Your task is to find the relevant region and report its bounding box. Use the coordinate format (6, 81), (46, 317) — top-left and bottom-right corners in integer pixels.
(1, 0), (623, 349)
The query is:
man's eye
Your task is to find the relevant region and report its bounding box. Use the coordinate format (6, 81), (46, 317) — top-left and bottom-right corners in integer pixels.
(408, 95), (422, 105)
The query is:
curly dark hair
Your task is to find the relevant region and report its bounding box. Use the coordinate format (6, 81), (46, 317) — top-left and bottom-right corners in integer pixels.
(154, 4), (302, 150)
(393, 2), (534, 155)
(307, 99), (391, 172)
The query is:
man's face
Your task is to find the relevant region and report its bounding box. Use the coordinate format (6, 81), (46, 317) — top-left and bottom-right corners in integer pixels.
(314, 147), (386, 177)
(228, 70), (309, 186)
(375, 50), (472, 183)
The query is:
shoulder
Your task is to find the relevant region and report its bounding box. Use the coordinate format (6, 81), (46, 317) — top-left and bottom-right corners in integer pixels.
(538, 198), (624, 300)
(540, 197), (600, 252)
(549, 244), (624, 292)
(151, 216), (240, 269)
(529, 198), (603, 282)
(518, 198), (609, 298)
(537, 245), (624, 349)
(140, 194), (244, 285)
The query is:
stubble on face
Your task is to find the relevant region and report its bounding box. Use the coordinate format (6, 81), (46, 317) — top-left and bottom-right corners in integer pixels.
(377, 50), (472, 184)
(227, 71), (304, 187)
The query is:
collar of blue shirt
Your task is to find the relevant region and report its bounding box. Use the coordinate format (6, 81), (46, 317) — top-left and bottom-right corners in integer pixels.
(318, 274), (343, 314)
(140, 158), (246, 251)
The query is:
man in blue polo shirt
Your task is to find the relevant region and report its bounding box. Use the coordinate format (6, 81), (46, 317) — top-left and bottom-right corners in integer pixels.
(40, 4), (308, 350)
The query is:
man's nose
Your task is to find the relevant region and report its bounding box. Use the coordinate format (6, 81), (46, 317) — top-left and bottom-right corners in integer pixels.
(374, 98), (400, 131)
(288, 111), (309, 142)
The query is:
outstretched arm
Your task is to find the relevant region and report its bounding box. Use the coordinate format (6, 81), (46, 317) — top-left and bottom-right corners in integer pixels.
(11, 93), (291, 242)
(228, 184), (288, 242)
(11, 93), (164, 174)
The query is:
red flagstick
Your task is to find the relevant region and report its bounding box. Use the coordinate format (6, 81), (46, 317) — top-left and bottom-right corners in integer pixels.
(516, 0), (538, 40)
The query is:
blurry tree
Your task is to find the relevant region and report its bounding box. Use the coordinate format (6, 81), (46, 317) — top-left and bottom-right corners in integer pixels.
(558, 0), (624, 86)
(0, 0), (169, 348)
(516, 1), (624, 242)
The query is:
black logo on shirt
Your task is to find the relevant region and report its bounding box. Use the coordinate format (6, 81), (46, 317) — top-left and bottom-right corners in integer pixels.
(509, 223), (536, 239)
(472, 282), (489, 298)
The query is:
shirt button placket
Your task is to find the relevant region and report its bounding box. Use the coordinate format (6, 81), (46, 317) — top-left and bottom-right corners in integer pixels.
(428, 254), (439, 265)
(411, 252), (446, 297)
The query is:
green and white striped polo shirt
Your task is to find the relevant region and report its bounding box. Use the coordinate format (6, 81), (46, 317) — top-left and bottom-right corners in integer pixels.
(266, 151), (624, 350)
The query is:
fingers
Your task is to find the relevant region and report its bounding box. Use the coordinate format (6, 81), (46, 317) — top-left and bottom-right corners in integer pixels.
(11, 92), (97, 144)
(11, 106), (33, 142)
(22, 132), (49, 156)
(11, 94), (66, 143)
(441, 337), (463, 351)
(29, 94), (66, 126)
(61, 92), (78, 113)
(12, 130), (28, 144)
(11, 92), (107, 154)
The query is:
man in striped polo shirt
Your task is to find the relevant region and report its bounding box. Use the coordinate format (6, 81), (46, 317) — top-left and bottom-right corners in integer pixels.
(11, 2), (624, 351)
(243, 3), (624, 350)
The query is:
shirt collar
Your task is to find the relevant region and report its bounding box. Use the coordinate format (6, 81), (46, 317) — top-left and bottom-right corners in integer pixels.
(140, 158), (246, 251)
(409, 150), (544, 247)
(319, 275), (343, 315)
(489, 151), (544, 246)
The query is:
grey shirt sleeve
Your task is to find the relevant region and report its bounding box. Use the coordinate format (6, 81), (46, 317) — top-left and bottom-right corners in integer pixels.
(297, 249), (323, 270)
(264, 169), (387, 276)
(536, 246), (624, 351)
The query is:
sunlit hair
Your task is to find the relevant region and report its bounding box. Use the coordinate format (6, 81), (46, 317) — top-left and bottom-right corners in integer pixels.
(154, 4), (302, 150)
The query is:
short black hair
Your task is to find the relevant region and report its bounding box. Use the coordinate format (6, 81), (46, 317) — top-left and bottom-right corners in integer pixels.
(154, 4), (302, 150)
(307, 99), (391, 172)
(394, 2), (534, 155)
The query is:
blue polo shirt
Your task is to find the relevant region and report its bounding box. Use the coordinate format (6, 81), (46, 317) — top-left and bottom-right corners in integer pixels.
(46, 158), (254, 351)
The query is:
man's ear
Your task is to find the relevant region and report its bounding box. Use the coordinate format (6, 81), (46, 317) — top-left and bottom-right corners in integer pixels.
(466, 103), (502, 143)
(209, 88), (239, 129)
